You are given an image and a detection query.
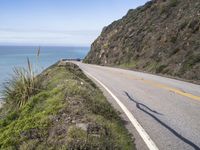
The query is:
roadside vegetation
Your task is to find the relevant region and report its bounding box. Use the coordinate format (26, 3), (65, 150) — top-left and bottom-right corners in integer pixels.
(2, 60), (41, 109)
(2, 47), (42, 109)
(0, 61), (134, 149)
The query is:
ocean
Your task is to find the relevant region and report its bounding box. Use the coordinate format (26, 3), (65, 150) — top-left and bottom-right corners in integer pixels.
(0, 46), (89, 98)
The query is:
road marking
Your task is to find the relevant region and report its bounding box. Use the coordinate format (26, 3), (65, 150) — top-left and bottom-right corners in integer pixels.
(141, 80), (200, 101)
(115, 71), (200, 102)
(83, 70), (159, 150)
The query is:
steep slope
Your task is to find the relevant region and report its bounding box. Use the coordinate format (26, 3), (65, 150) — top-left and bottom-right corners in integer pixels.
(0, 62), (134, 149)
(84, 0), (200, 83)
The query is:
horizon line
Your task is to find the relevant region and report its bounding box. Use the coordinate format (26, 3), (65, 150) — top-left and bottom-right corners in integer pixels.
(0, 44), (90, 48)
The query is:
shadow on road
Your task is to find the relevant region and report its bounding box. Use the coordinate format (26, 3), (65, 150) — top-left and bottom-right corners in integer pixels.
(124, 91), (200, 150)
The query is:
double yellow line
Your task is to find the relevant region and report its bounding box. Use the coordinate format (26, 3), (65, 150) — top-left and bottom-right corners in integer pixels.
(142, 79), (200, 101)
(94, 66), (200, 102)
(112, 69), (200, 101)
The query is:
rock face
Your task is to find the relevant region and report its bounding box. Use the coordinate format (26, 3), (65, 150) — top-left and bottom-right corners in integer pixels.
(84, 0), (200, 83)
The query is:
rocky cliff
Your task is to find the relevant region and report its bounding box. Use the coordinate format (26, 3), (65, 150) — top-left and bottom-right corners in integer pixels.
(84, 0), (200, 83)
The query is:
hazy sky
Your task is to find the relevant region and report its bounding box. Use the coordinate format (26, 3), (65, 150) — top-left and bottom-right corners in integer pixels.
(0, 0), (149, 46)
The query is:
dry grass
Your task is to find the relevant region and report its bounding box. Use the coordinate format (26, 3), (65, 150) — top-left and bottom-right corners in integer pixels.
(1, 48), (42, 108)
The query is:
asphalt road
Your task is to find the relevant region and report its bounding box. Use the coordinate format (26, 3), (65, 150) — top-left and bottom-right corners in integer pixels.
(73, 62), (200, 150)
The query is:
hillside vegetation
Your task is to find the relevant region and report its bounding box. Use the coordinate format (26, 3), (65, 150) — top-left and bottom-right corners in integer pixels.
(84, 0), (200, 84)
(0, 62), (134, 149)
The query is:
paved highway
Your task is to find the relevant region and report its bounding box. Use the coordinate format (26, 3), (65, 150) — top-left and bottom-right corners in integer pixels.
(73, 62), (200, 150)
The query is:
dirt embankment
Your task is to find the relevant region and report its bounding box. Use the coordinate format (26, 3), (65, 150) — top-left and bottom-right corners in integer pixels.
(0, 62), (134, 149)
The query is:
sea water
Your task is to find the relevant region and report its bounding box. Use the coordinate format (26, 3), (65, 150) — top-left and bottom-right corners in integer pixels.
(0, 46), (89, 99)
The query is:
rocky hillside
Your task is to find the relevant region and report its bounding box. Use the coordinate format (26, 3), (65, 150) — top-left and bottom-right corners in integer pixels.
(84, 0), (200, 83)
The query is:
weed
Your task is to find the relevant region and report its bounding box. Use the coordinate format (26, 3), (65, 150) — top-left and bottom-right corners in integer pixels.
(1, 48), (42, 108)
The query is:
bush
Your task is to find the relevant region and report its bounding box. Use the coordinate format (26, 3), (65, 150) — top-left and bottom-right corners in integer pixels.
(159, 0), (179, 14)
(2, 48), (42, 109)
(2, 66), (41, 108)
(169, 0), (179, 7)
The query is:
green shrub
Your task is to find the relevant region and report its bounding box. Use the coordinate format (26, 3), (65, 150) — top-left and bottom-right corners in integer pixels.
(2, 66), (41, 108)
(2, 48), (42, 109)
(156, 64), (167, 73)
(169, 0), (179, 7)
(159, 0), (179, 14)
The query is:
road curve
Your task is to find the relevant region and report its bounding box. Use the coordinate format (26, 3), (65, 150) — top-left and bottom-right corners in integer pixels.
(73, 62), (200, 150)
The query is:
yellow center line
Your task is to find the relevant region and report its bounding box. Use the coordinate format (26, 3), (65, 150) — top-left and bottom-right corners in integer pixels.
(93, 66), (200, 101)
(142, 80), (200, 101)
(113, 70), (200, 101)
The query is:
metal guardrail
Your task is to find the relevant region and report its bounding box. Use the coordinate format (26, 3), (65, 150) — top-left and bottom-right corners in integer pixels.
(61, 58), (82, 61)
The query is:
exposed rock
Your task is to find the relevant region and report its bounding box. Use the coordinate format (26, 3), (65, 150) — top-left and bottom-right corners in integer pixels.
(84, 0), (200, 83)
(76, 123), (88, 131)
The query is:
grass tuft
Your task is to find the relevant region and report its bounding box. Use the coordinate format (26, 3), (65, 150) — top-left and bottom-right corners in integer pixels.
(1, 48), (42, 109)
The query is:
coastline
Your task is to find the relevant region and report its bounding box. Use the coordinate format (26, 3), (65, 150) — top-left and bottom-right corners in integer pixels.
(0, 100), (3, 108)
(0, 97), (3, 108)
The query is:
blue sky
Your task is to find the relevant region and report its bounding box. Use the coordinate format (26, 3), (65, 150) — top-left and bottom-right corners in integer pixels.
(0, 0), (149, 46)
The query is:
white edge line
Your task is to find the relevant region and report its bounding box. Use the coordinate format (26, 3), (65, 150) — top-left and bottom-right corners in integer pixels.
(83, 70), (159, 150)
